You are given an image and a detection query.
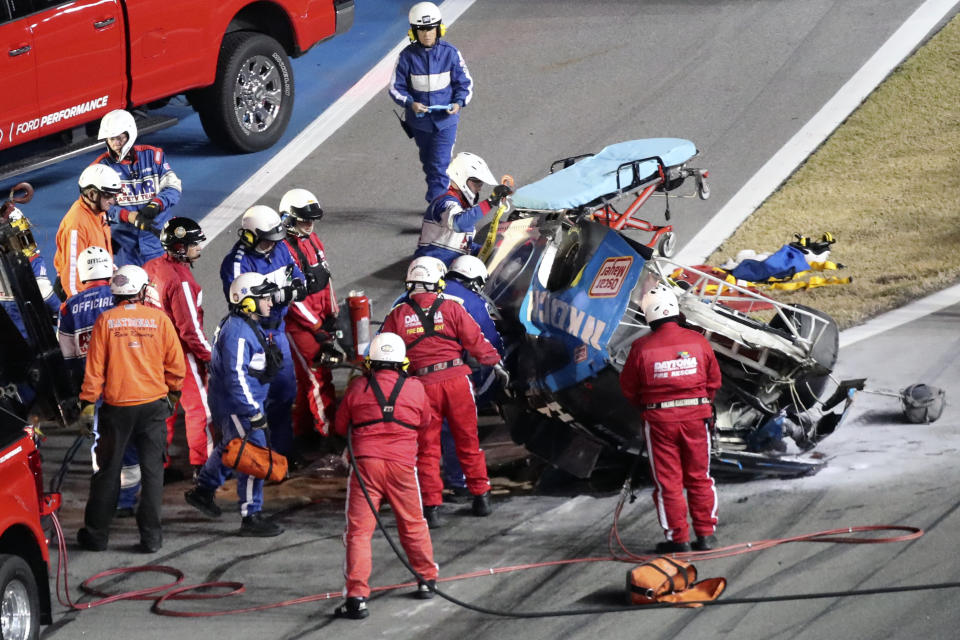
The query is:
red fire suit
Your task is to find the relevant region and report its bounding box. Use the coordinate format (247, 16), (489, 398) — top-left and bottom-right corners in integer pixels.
(335, 370), (438, 598)
(144, 254), (213, 465)
(283, 233), (338, 437)
(619, 320), (723, 544)
(381, 292), (501, 507)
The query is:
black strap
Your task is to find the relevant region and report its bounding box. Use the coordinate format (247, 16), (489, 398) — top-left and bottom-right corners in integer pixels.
(406, 296), (460, 351)
(351, 373), (419, 431)
(229, 426), (276, 480)
(237, 312), (282, 382)
(289, 236), (330, 294)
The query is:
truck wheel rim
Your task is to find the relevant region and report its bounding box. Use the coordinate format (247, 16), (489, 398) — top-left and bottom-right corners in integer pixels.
(233, 54), (283, 135)
(1, 579), (32, 640)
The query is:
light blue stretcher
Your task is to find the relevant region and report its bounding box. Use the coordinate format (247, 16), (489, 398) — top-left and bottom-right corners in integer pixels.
(511, 138), (698, 211)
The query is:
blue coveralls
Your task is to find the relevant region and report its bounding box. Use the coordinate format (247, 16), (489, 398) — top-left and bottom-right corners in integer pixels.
(389, 39), (474, 203)
(220, 242), (304, 456)
(98, 145), (182, 266)
(195, 312), (275, 517)
(414, 188), (492, 266)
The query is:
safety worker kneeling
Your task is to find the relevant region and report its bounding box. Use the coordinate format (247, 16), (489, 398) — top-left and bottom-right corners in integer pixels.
(381, 257), (507, 528)
(184, 272), (285, 537)
(619, 286), (723, 553)
(414, 152), (512, 266)
(76, 265), (184, 553)
(334, 332), (439, 620)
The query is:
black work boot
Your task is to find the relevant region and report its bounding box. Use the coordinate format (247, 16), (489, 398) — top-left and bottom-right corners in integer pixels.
(692, 534), (718, 551)
(471, 491), (492, 517)
(76, 527), (106, 552)
(239, 512), (284, 537)
(654, 540), (692, 554)
(184, 487), (222, 518)
(423, 505), (442, 529)
(415, 579), (436, 600)
(334, 596), (369, 620)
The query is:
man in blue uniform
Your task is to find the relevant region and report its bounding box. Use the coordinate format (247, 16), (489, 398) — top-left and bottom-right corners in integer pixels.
(219, 205), (306, 458)
(415, 152), (512, 265)
(184, 272), (285, 537)
(95, 109), (182, 266)
(389, 2), (474, 203)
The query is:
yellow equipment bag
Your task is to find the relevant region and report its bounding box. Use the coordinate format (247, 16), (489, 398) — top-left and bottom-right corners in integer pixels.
(222, 436), (288, 483)
(626, 556), (726, 607)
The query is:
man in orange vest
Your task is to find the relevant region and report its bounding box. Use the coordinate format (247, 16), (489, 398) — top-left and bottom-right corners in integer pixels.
(54, 164), (123, 299)
(76, 265), (184, 553)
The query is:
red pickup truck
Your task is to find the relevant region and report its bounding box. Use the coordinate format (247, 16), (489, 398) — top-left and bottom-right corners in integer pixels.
(0, 422), (60, 640)
(0, 0), (354, 155)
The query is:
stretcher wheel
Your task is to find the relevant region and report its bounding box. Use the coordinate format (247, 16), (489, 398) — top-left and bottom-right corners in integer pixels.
(657, 232), (677, 258)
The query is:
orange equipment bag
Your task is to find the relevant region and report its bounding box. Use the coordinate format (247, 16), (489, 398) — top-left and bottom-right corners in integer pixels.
(626, 556), (726, 607)
(222, 435), (288, 483)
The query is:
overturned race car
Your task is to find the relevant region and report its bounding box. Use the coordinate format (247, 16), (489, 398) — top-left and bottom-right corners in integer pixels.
(479, 138), (858, 481)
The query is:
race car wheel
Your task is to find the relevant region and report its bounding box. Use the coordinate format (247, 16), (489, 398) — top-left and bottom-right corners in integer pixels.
(196, 32), (294, 153)
(656, 231), (677, 257)
(0, 555), (39, 640)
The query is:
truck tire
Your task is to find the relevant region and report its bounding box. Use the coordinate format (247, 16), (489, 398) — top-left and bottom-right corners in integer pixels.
(0, 554), (40, 640)
(196, 32), (294, 153)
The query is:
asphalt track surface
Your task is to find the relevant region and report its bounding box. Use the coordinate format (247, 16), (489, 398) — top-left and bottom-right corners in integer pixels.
(31, 1), (960, 639)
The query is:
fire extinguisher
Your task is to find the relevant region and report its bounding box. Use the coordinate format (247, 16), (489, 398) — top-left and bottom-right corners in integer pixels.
(347, 290), (371, 362)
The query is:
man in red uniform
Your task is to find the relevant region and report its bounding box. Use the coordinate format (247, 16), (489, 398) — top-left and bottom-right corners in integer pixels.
(333, 332), (439, 620)
(278, 188), (340, 443)
(381, 257), (506, 528)
(619, 286), (723, 553)
(144, 217), (213, 472)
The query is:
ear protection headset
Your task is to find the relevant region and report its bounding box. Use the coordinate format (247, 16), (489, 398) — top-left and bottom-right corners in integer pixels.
(364, 355), (411, 373)
(239, 295), (258, 314)
(408, 23), (446, 42)
(405, 277), (445, 293)
(239, 227), (257, 248)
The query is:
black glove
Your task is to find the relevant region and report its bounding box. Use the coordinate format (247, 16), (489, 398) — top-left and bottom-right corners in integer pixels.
(487, 184), (514, 206)
(249, 413), (267, 430)
(134, 200), (162, 230)
(317, 341), (345, 366)
(165, 390), (182, 414)
(290, 278), (307, 302)
(492, 363), (511, 388)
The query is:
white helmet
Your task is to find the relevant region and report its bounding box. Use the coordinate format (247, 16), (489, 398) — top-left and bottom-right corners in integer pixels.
(640, 285), (680, 322)
(229, 272), (280, 313)
(110, 265), (149, 297)
(409, 2), (442, 28)
(239, 205), (286, 252)
(78, 246), (113, 283)
(97, 109), (138, 159)
(78, 164), (122, 196)
(279, 188), (324, 228)
(446, 152), (497, 205)
(405, 256), (446, 292)
(368, 332), (407, 364)
(449, 255), (488, 292)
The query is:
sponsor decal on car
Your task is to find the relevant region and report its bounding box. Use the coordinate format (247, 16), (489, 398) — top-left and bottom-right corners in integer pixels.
(588, 256), (633, 298)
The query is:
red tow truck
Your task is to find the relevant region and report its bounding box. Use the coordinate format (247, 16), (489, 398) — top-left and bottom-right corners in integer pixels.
(0, 0), (354, 175)
(0, 183), (67, 639)
(0, 425), (61, 639)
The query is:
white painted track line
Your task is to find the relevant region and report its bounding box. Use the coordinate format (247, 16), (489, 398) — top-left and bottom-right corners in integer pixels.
(676, 0), (960, 267)
(198, 0), (478, 244)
